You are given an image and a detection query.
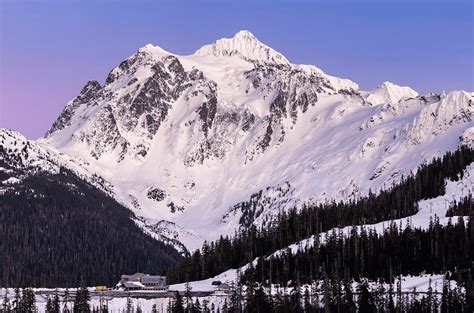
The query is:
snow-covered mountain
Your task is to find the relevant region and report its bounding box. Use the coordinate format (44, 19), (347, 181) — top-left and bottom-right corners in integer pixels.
(0, 128), (114, 196)
(30, 30), (473, 251)
(365, 81), (418, 106)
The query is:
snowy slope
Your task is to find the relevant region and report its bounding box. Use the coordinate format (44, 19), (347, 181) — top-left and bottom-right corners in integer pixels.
(174, 164), (474, 294)
(39, 30), (473, 251)
(0, 128), (115, 198)
(365, 81), (418, 105)
(269, 163), (474, 259)
(195, 30), (290, 65)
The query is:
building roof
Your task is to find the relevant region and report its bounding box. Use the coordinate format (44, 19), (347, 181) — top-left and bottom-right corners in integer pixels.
(141, 275), (166, 283)
(121, 273), (145, 280)
(122, 281), (144, 289)
(216, 283), (231, 290)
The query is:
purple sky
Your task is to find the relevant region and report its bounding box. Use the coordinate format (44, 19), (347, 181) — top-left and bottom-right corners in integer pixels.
(1, 0), (473, 139)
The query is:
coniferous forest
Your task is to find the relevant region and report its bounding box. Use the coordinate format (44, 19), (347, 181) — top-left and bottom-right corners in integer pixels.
(225, 275), (470, 313)
(162, 146), (474, 311)
(447, 195), (473, 216)
(241, 217), (473, 285)
(167, 146), (474, 284)
(0, 165), (182, 287)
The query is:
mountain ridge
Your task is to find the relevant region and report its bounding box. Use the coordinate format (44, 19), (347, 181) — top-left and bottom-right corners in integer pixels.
(10, 30), (473, 250)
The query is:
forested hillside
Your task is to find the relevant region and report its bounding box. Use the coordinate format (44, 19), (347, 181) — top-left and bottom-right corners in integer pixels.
(0, 146), (182, 287)
(167, 146), (474, 284)
(242, 217), (473, 284)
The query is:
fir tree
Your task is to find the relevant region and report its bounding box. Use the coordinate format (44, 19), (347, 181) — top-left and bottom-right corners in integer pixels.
(125, 297), (133, 313)
(303, 286), (312, 313)
(229, 281), (242, 313)
(192, 298), (201, 313)
(73, 286), (90, 313)
(184, 281), (193, 313)
(52, 292), (60, 313)
(343, 281), (356, 313)
(386, 281), (396, 313)
(62, 288), (70, 313)
(289, 282), (302, 312)
(202, 299), (209, 313)
(322, 275), (332, 313)
(46, 297), (54, 313)
(19, 288), (36, 313)
(246, 284), (272, 313)
(172, 292), (185, 313)
(356, 280), (375, 313)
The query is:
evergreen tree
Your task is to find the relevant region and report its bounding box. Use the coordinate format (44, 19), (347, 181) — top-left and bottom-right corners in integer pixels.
(46, 297), (54, 313)
(322, 275), (332, 313)
(62, 288), (71, 313)
(229, 281), (243, 313)
(202, 300), (209, 313)
(73, 286), (90, 313)
(373, 280), (386, 312)
(425, 279), (434, 313)
(192, 298), (201, 313)
(172, 292), (185, 313)
(184, 282), (193, 313)
(386, 281), (395, 313)
(100, 302), (108, 313)
(343, 281), (356, 313)
(243, 281), (256, 312)
(356, 280), (375, 313)
(51, 292), (60, 313)
(441, 277), (450, 313)
(19, 288), (36, 313)
(245, 284), (272, 313)
(125, 297), (133, 313)
(303, 286), (312, 313)
(289, 282), (302, 312)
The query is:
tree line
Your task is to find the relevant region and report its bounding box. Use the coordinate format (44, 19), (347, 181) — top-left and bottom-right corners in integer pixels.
(447, 194), (473, 217)
(241, 217), (473, 286)
(167, 146), (474, 284)
(0, 164), (182, 287)
(1, 285), (98, 313)
(165, 276), (470, 313)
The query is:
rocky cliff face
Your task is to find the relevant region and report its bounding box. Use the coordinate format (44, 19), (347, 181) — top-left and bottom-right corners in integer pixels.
(40, 30), (473, 251)
(45, 31), (359, 165)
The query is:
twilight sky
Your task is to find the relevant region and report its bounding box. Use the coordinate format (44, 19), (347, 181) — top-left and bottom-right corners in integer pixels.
(0, 0), (472, 139)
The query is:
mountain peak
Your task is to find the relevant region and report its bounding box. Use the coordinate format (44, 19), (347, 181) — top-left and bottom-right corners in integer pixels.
(194, 30), (289, 65)
(367, 81), (419, 105)
(233, 30), (257, 40)
(138, 43), (171, 56)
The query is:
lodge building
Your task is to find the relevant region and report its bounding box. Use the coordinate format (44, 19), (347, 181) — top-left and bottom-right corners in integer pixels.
(118, 273), (168, 291)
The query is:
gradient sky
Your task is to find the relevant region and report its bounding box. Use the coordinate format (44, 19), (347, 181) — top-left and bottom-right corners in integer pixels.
(1, 0), (473, 139)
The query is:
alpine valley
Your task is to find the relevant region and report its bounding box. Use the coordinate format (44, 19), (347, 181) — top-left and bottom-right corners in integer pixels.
(1, 30), (473, 293)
